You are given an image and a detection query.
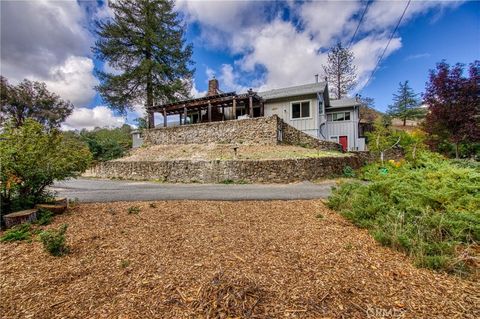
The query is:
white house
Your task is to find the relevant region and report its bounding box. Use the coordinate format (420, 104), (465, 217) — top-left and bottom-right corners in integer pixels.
(143, 79), (366, 151)
(260, 82), (365, 151)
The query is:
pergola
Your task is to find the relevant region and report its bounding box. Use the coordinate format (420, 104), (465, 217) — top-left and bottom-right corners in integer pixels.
(146, 89), (264, 128)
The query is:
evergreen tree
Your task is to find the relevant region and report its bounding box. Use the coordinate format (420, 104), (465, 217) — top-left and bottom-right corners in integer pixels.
(387, 81), (423, 126)
(322, 42), (357, 99)
(93, 0), (194, 127)
(0, 76), (73, 129)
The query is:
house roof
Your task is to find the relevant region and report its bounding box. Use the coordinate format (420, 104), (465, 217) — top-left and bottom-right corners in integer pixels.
(328, 97), (361, 109)
(259, 82), (327, 100)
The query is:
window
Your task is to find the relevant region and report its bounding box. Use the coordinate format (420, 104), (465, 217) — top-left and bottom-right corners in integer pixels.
(291, 101), (310, 119)
(330, 136), (339, 143)
(327, 111), (351, 121)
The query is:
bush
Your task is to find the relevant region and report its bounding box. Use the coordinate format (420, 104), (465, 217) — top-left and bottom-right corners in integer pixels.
(328, 154), (480, 274)
(35, 209), (54, 226)
(39, 224), (68, 256)
(342, 166), (355, 178)
(79, 125), (132, 162)
(0, 120), (92, 218)
(127, 206), (140, 214)
(0, 224), (33, 242)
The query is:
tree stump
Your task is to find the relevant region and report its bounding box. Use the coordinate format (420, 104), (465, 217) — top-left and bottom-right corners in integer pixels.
(3, 209), (38, 228)
(35, 203), (67, 215)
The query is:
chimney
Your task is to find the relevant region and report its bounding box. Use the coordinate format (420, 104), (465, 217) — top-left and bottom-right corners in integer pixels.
(207, 77), (219, 96)
(315, 74), (319, 83)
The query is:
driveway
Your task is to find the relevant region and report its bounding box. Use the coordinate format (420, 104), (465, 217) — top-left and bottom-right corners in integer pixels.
(50, 178), (338, 202)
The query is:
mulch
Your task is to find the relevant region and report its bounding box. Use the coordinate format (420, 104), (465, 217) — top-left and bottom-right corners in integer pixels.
(1, 200), (478, 318)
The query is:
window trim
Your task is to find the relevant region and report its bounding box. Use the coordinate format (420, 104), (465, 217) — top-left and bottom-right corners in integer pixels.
(327, 111), (351, 122)
(290, 100), (312, 120)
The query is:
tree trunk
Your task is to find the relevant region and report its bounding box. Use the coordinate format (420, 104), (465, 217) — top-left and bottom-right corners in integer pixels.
(403, 117), (406, 126)
(455, 143), (459, 159)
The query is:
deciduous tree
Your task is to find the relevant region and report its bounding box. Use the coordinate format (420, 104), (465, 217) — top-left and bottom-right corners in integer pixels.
(423, 61), (480, 158)
(0, 76), (73, 129)
(93, 0), (194, 127)
(322, 42), (357, 99)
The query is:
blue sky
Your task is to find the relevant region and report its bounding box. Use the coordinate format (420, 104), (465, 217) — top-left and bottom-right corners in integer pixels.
(1, 0), (479, 130)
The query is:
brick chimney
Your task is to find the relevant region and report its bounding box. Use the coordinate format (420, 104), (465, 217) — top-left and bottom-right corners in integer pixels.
(207, 77), (219, 96)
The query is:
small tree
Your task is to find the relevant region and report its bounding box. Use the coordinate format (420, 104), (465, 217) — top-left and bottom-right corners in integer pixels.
(0, 76), (73, 129)
(0, 119), (92, 214)
(322, 42), (357, 99)
(423, 61), (480, 158)
(387, 81), (423, 126)
(366, 118), (401, 165)
(93, 0), (194, 127)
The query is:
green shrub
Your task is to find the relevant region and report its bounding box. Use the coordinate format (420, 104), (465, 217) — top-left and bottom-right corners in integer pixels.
(127, 206), (140, 214)
(327, 156), (480, 274)
(0, 224), (33, 242)
(35, 209), (54, 226)
(342, 166), (355, 178)
(39, 224), (68, 256)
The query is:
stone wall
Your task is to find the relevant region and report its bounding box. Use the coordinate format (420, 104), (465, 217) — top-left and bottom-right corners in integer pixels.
(91, 154), (368, 184)
(279, 121), (342, 152)
(143, 115), (341, 151)
(143, 116), (279, 146)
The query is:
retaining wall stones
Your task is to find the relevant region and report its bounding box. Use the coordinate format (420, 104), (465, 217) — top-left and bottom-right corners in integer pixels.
(91, 154), (368, 184)
(143, 115), (342, 151)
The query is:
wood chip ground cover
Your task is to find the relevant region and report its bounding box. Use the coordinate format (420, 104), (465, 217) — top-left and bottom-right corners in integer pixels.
(0, 200), (478, 318)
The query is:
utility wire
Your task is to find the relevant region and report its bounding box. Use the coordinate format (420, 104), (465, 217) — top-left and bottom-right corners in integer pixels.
(349, 0), (371, 48)
(360, 0), (411, 93)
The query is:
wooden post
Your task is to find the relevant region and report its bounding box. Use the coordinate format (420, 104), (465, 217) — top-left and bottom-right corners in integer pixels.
(163, 108), (167, 127)
(198, 107), (202, 123)
(260, 102), (264, 117)
(232, 98), (237, 120)
(208, 101), (212, 122)
(184, 106), (188, 125)
(249, 95), (253, 117)
(221, 105), (225, 121)
(147, 111), (154, 128)
(179, 113), (183, 125)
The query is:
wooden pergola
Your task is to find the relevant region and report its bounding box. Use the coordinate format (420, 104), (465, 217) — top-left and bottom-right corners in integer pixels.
(146, 89), (264, 128)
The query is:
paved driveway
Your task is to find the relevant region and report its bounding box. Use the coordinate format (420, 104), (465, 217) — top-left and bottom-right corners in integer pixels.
(50, 178), (337, 202)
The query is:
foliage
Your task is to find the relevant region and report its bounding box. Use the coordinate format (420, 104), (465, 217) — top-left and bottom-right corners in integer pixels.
(342, 166), (355, 178)
(35, 209), (54, 226)
(423, 60), (480, 158)
(134, 117), (148, 130)
(75, 125), (132, 161)
(0, 223), (33, 242)
(328, 155), (480, 274)
(93, 0), (194, 122)
(127, 206), (140, 214)
(322, 42), (357, 99)
(0, 120), (92, 215)
(387, 81), (425, 126)
(0, 76), (73, 129)
(39, 224), (68, 256)
(358, 96), (381, 124)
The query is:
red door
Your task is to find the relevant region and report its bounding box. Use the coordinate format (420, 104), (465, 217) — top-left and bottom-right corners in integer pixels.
(339, 136), (348, 151)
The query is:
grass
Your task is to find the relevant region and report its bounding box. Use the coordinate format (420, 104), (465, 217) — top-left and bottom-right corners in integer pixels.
(127, 206), (141, 214)
(327, 153), (480, 275)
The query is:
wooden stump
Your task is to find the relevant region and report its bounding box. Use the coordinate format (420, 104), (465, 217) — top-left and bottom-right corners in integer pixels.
(3, 209), (38, 228)
(35, 203), (67, 215)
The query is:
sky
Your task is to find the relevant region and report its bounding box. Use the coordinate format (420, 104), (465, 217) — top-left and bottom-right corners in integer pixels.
(1, 0), (479, 130)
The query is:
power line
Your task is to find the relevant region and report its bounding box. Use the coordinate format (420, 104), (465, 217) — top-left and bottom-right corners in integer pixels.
(360, 0), (411, 93)
(349, 0), (371, 48)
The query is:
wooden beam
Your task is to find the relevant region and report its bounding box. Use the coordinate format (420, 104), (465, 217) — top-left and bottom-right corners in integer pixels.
(163, 108), (167, 127)
(249, 95), (253, 117)
(232, 98), (237, 120)
(208, 101), (212, 122)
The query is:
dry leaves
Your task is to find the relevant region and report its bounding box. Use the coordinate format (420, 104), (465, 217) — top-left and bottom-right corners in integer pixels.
(0, 200), (478, 318)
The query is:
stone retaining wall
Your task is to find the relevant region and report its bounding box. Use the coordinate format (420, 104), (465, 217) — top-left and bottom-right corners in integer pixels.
(91, 154), (368, 184)
(143, 115), (341, 151)
(144, 116), (279, 146)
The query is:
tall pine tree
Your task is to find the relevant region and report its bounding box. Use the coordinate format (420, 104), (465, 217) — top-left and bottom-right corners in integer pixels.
(387, 81), (423, 126)
(322, 42), (357, 99)
(93, 0), (194, 127)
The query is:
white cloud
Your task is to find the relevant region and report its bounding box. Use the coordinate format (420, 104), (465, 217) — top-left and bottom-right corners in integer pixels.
(38, 56), (99, 106)
(179, 0), (462, 95)
(62, 106), (126, 131)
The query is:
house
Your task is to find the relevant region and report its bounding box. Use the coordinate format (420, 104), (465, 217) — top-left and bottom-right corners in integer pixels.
(144, 78), (365, 151)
